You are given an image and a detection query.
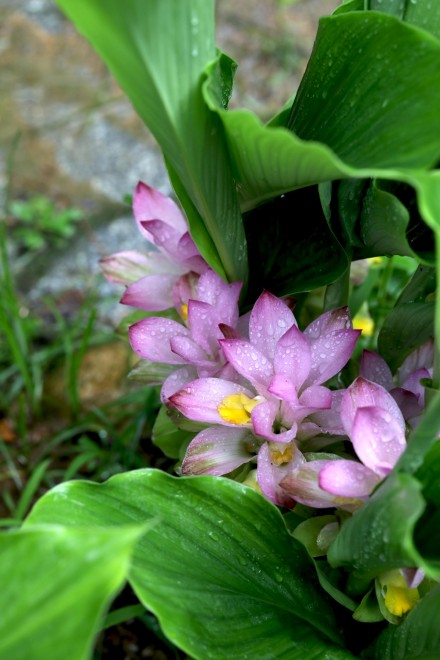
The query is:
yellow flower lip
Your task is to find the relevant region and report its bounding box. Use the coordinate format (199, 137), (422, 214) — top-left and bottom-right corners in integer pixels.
(380, 570), (420, 617)
(384, 585), (419, 617)
(270, 443), (294, 466)
(218, 393), (260, 425)
(353, 314), (374, 336)
(180, 303), (189, 321)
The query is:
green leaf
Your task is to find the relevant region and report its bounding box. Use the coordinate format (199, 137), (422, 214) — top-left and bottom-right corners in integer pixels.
(127, 360), (175, 385)
(242, 186), (349, 301)
(412, 442), (440, 569)
(397, 264), (436, 304)
(202, 51), (440, 250)
(352, 587), (383, 623)
(151, 405), (194, 459)
(369, 0), (440, 42)
(393, 390), (440, 474)
(55, 0), (247, 283)
(26, 470), (355, 659)
(288, 13), (440, 170)
(0, 525), (141, 660)
(370, 584), (440, 660)
(360, 184), (413, 258)
(378, 301), (434, 371)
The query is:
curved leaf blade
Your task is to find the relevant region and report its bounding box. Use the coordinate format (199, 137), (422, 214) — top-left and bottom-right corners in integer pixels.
(0, 525), (140, 660)
(26, 469), (354, 659)
(289, 13), (440, 170)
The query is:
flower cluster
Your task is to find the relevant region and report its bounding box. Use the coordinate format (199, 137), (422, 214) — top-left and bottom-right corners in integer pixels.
(103, 182), (433, 618)
(103, 183), (433, 516)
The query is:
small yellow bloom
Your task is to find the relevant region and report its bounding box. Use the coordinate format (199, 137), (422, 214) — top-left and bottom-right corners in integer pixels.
(367, 256), (384, 267)
(218, 393), (260, 425)
(384, 586), (419, 616)
(353, 313), (374, 336)
(380, 570), (420, 617)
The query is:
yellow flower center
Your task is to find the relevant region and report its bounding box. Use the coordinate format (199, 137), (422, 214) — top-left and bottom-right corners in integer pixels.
(180, 303), (189, 321)
(270, 444), (294, 465)
(384, 585), (420, 617)
(218, 393), (260, 425)
(353, 314), (374, 336)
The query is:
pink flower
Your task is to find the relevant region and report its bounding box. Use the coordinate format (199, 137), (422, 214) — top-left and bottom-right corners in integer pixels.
(281, 377), (407, 510)
(360, 342), (433, 427)
(173, 293), (360, 507)
(129, 269), (242, 401)
(100, 181), (207, 313)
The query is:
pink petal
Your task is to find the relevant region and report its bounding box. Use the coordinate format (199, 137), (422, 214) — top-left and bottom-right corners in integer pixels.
(360, 350), (394, 391)
(170, 378), (255, 425)
(160, 366), (198, 405)
(351, 406), (406, 475)
(390, 387), (422, 425)
(181, 427), (257, 476)
(318, 459), (381, 498)
(220, 339), (274, 391)
(304, 307), (353, 340)
(219, 323), (241, 339)
(309, 389), (346, 435)
(280, 460), (349, 509)
(398, 339), (434, 385)
(237, 311), (251, 339)
(133, 181), (187, 239)
(141, 219), (183, 261)
(169, 335), (212, 367)
(99, 250), (165, 285)
(249, 291), (297, 360)
(215, 362), (251, 388)
(188, 300), (222, 357)
(400, 568), (425, 590)
(129, 317), (189, 364)
(304, 329), (360, 388)
(251, 400), (297, 444)
(176, 233), (207, 274)
(299, 385), (332, 412)
(273, 325), (311, 390)
(341, 377), (405, 436)
(268, 374), (299, 404)
(196, 270), (241, 327)
(121, 274), (177, 311)
(400, 367), (430, 404)
(172, 272), (200, 313)
(257, 442), (303, 508)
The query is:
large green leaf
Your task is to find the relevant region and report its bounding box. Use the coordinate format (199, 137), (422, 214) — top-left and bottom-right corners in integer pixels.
(55, 0), (247, 283)
(26, 470), (354, 659)
(0, 525), (141, 660)
(288, 13), (440, 170)
(202, 50), (440, 254)
(369, 584), (440, 660)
